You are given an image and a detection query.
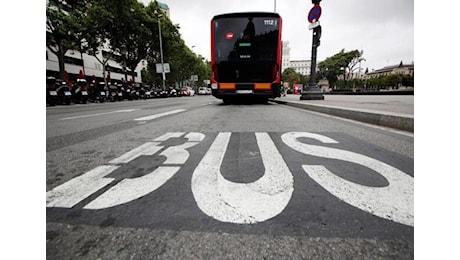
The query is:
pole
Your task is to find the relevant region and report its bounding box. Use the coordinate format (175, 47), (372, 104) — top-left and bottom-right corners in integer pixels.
(308, 28), (318, 87)
(158, 16), (166, 91)
(123, 51), (128, 81)
(274, 0), (276, 12)
(80, 50), (85, 75)
(300, 25), (324, 100)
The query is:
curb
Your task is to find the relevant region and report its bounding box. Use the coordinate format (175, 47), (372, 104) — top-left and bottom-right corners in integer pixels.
(270, 99), (414, 132)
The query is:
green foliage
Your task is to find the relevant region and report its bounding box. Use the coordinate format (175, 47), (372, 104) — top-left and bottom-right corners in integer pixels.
(46, 1), (86, 79)
(46, 0), (208, 86)
(317, 49), (364, 89)
(401, 74), (414, 88)
(281, 68), (298, 86)
(281, 68), (309, 88)
(365, 74), (414, 90)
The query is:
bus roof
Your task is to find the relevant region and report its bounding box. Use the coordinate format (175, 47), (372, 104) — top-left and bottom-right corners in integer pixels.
(212, 12), (280, 20)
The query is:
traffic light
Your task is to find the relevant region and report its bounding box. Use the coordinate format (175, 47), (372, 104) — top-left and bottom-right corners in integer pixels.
(312, 0), (321, 5)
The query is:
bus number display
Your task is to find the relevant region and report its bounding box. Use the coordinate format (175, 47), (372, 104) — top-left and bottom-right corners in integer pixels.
(264, 19), (277, 26)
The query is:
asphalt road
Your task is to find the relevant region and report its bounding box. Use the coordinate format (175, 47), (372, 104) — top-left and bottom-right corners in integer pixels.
(46, 95), (414, 259)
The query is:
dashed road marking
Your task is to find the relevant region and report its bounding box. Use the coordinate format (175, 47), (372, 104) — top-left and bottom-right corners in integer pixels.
(59, 109), (138, 120)
(134, 109), (186, 121)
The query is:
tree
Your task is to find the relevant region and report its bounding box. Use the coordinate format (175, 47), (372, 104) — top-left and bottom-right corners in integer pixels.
(318, 49), (365, 89)
(46, 0), (84, 80)
(80, 0), (120, 85)
(47, 0), (208, 87)
(384, 74), (402, 89)
(142, 1), (209, 88)
(111, 0), (154, 82)
(345, 50), (365, 82)
(401, 74), (414, 88)
(282, 68), (300, 87)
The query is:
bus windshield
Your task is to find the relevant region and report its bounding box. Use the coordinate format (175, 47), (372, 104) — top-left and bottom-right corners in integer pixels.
(213, 16), (280, 83)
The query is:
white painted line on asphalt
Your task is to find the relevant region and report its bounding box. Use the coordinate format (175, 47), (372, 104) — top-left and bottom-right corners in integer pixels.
(84, 133), (204, 209)
(134, 109), (186, 121)
(59, 109), (138, 120)
(46, 165), (119, 208)
(282, 132), (414, 227)
(84, 166), (181, 210)
(192, 132), (294, 224)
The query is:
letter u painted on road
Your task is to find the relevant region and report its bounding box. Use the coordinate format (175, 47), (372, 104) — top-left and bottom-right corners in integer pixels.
(191, 132), (294, 224)
(281, 132), (414, 227)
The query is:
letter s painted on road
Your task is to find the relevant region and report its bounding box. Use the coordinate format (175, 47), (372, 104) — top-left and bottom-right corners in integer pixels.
(281, 132), (413, 227)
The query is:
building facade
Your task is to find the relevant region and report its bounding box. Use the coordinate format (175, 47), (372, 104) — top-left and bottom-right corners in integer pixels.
(281, 41), (311, 76)
(289, 60), (311, 76)
(365, 62), (414, 79)
(282, 41), (291, 70)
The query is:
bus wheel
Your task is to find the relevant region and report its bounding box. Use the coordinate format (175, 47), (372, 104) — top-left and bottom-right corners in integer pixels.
(223, 98), (231, 105)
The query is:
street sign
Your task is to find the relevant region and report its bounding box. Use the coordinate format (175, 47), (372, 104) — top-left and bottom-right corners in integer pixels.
(308, 5), (322, 23)
(156, 63), (170, 73)
(309, 20), (320, 30)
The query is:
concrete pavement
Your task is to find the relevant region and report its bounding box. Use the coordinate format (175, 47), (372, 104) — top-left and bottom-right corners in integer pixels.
(270, 94), (414, 132)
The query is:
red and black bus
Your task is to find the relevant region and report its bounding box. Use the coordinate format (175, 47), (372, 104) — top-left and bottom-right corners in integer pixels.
(210, 12), (282, 103)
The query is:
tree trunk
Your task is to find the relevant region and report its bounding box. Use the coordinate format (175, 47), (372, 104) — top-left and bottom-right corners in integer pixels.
(56, 43), (66, 80)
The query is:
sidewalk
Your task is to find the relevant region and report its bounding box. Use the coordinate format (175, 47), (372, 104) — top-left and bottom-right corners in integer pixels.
(270, 94), (414, 132)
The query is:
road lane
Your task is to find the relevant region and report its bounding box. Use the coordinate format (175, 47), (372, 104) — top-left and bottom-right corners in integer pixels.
(46, 96), (413, 258)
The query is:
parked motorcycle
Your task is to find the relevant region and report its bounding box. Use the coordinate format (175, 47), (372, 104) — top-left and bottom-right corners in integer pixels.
(93, 82), (107, 103)
(55, 79), (72, 105)
(115, 83), (125, 101)
(138, 85), (147, 99)
(107, 83), (118, 102)
(144, 86), (152, 99)
(46, 77), (59, 106)
(124, 86), (134, 101)
(72, 78), (89, 104)
(168, 87), (178, 97)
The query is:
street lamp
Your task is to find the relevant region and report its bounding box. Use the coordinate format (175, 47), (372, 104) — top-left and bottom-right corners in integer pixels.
(155, 10), (166, 91)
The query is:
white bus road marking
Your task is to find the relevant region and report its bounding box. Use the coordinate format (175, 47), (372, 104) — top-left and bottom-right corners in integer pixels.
(59, 109), (138, 120)
(46, 165), (120, 208)
(85, 133), (204, 209)
(46, 132), (204, 209)
(46, 131), (413, 227)
(134, 109), (186, 121)
(282, 132), (414, 227)
(191, 132), (294, 224)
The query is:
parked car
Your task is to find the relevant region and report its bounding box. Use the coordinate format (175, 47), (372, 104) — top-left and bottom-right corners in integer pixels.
(198, 87), (207, 95)
(181, 86), (195, 96)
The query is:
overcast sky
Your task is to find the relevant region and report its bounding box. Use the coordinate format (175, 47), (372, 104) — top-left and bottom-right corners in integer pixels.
(139, 0), (414, 71)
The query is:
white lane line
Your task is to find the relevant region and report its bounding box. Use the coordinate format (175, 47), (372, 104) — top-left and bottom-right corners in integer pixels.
(134, 109), (186, 121)
(59, 109), (138, 120)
